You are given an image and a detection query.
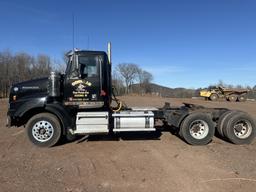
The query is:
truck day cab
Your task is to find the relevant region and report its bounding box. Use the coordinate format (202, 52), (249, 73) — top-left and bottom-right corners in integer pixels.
(7, 43), (256, 147)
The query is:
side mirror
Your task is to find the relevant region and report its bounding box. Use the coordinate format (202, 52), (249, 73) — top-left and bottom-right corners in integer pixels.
(79, 63), (88, 79)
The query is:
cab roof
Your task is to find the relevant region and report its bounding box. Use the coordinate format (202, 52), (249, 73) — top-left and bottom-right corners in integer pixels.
(66, 50), (107, 57)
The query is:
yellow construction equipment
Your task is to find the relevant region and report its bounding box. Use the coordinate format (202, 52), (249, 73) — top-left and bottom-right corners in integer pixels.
(200, 86), (249, 102)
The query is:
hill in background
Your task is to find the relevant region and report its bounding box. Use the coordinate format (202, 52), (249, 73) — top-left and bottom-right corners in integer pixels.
(129, 83), (256, 99)
(130, 83), (200, 98)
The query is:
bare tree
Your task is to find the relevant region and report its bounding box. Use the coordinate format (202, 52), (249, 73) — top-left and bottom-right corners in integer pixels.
(0, 50), (56, 97)
(137, 69), (153, 94)
(35, 54), (52, 77)
(112, 70), (125, 95)
(53, 58), (66, 74)
(116, 63), (139, 94)
(13, 52), (33, 82)
(0, 50), (13, 97)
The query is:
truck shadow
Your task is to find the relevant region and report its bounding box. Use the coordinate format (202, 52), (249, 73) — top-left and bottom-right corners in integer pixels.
(85, 131), (162, 142)
(70, 125), (180, 144)
(214, 131), (230, 143)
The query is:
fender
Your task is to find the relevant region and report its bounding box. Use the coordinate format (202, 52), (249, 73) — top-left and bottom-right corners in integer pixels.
(164, 109), (190, 128)
(12, 97), (74, 134)
(14, 97), (47, 117)
(45, 103), (74, 135)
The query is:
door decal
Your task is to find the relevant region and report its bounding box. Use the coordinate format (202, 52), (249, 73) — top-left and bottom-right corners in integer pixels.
(71, 80), (92, 99)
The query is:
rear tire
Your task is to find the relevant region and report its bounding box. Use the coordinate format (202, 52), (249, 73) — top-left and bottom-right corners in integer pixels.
(210, 94), (218, 101)
(180, 113), (215, 145)
(26, 113), (62, 147)
(238, 95), (247, 102)
(217, 110), (238, 137)
(228, 95), (237, 102)
(222, 111), (242, 138)
(224, 112), (256, 144)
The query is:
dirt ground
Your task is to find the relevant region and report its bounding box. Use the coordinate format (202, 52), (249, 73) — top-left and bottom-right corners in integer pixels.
(0, 96), (256, 192)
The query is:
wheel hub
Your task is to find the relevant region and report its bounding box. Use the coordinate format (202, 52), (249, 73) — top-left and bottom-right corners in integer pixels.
(189, 120), (209, 140)
(32, 120), (54, 142)
(39, 128), (46, 135)
(234, 124), (243, 133)
(233, 120), (252, 139)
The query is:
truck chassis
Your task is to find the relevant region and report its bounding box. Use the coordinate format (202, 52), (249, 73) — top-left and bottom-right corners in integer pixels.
(7, 98), (256, 147)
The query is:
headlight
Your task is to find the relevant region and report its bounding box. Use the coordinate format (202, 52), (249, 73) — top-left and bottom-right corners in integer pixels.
(13, 87), (19, 92)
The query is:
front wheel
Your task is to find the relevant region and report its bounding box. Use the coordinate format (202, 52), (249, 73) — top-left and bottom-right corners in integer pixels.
(26, 113), (62, 147)
(180, 113), (215, 145)
(210, 94), (218, 101)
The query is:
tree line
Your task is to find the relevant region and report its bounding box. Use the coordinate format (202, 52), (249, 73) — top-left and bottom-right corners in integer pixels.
(113, 63), (153, 95)
(0, 50), (55, 97)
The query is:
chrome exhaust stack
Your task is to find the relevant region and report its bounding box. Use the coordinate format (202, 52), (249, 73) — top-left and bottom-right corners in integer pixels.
(107, 42), (112, 65)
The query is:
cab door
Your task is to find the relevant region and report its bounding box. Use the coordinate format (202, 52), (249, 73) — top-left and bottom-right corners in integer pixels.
(63, 53), (104, 108)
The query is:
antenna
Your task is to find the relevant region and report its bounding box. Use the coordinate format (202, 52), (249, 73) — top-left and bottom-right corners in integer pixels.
(72, 13), (75, 51)
(87, 36), (90, 50)
(72, 13), (78, 70)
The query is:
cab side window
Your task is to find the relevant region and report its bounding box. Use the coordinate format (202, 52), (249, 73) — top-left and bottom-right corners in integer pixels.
(79, 56), (98, 79)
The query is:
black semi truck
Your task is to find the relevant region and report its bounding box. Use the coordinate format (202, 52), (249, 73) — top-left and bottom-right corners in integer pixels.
(7, 43), (256, 147)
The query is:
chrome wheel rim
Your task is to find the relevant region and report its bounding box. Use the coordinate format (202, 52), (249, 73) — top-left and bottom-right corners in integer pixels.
(233, 120), (252, 139)
(32, 120), (54, 142)
(189, 120), (209, 139)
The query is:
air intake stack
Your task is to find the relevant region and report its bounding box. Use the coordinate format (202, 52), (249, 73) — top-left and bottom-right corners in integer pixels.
(107, 42), (112, 65)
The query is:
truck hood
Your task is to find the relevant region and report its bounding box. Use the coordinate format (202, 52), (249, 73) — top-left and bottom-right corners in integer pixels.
(10, 77), (49, 100)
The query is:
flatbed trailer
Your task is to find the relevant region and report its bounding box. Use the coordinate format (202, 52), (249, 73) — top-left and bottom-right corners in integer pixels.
(7, 43), (256, 147)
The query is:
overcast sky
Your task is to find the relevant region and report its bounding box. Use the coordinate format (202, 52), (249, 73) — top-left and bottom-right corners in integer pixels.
(1, 0), (256, 88)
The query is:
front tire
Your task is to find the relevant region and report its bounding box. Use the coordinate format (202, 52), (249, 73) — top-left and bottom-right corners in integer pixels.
(180, 113), (215, 145)
(26, 113), (62, 147)
(210, 94), (218, 101)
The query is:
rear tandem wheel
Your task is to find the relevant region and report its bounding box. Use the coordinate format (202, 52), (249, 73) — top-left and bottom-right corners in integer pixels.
(223, 112), (256, 144)
(227, 95), (238, 102)
(179, 113), (215, 145)
(217, 110), (239, 137)
(238, 95), (247, 102)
